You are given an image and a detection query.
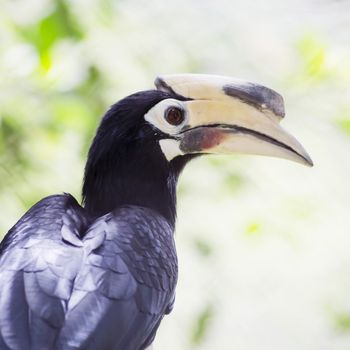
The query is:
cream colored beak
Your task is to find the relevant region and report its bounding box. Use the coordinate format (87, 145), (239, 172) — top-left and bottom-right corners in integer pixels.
(156, 74), (313, 166)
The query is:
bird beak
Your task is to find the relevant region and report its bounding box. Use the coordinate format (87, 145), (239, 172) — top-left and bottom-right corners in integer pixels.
(155, 74), (313, 166)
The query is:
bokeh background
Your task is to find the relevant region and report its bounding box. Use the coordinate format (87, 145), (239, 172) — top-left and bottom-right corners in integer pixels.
(1, 0), (350, 349)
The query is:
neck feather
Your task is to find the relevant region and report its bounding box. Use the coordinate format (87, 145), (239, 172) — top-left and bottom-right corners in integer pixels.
(82, 144), (180, 227)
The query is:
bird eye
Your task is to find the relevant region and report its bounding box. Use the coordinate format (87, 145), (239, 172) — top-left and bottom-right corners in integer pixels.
(164, 107), (185, 126)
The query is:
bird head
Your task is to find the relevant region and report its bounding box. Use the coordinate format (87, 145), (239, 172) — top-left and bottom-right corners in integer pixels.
(147, 74), (312, 167)
(83, 74), (312, 222)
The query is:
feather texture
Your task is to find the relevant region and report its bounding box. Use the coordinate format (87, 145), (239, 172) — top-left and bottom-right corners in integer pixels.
(0, 194), (177, 350)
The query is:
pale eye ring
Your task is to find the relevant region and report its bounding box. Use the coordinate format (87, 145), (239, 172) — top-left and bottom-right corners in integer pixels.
(164, 107), (185, 126)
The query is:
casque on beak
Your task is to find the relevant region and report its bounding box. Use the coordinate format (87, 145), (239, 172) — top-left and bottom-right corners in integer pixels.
(155, 74), (313, 166)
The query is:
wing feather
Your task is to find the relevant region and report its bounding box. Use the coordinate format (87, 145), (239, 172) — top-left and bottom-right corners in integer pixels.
(0, 194), (87, 349)
(57, 207), (177, 350)
(0, 199), (177, 350)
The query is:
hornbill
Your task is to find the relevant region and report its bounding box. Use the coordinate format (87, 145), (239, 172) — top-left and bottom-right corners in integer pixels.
(0, 74), (312, 350)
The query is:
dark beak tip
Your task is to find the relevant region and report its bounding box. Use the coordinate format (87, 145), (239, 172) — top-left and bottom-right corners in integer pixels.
(307, 159), (314, 167)
(301, 153), (314, 167)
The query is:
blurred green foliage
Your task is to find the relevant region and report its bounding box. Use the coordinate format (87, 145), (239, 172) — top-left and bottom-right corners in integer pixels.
(0, 0), (109, 226)
(244, 222), (262, 236)
(297, 34), (327, 79)
(191, 304), (215, 345)
(334, 313), (350, 333)
(193, 238), (213, 257)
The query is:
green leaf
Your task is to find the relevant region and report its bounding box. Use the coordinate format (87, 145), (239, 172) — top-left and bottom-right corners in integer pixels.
(336, 118), (350, 135)
(15, 0), (83, 71)
(245, 222), (262, 236)
(193, 238), (212, 257)
(333, 312), (350, 332)
(297, 34), (327, 79)
(191, 304), (214, 345)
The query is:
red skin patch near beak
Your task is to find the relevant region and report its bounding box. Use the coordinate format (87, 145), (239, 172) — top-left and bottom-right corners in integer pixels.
(200, 128), (228, 150)
(180, 127), (229, 153)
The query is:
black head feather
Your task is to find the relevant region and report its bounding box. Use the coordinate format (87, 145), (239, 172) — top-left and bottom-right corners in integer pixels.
(82, 90), (193, 226)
